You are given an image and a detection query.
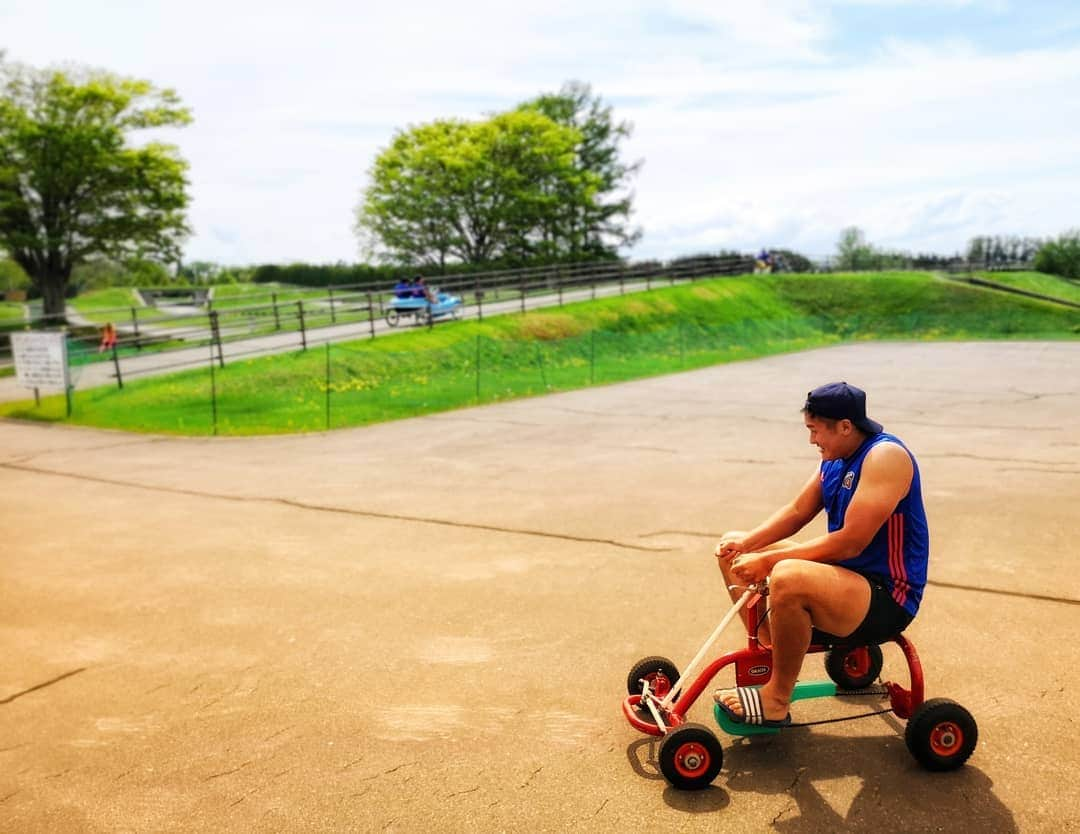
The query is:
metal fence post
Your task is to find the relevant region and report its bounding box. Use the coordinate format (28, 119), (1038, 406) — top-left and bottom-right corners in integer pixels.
(209, 336), (218, 436)
(535, 343), (547, 389)
(367, 292), (376, 339)
(130, 307), (141, 350)
(209, 310), (225, 367)
(590, 330), (595, 385)
(111, 340), (123, 389)
(328, 287), (336, 323)
(520, 280), (526, 313)
(272, 292), (281, 330)
(297, 300), (307, 350)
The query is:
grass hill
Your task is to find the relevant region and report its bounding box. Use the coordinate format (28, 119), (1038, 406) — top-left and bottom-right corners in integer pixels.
(4, 271), (1076, 435)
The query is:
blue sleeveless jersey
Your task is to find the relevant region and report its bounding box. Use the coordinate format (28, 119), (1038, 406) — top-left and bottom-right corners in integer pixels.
(819, 432), (928, 617)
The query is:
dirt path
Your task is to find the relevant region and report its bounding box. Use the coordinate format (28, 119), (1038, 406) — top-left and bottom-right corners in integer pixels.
(1, 341), (1078, 832)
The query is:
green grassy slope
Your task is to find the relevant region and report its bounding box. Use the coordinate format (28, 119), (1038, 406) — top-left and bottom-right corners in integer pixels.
(4, 271), (1076, 435)
(971, 271), (1080, 305)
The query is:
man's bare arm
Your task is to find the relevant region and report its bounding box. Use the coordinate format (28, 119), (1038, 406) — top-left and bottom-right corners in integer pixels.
(718, 470), (824, 556)
(739, 443), (913, 573)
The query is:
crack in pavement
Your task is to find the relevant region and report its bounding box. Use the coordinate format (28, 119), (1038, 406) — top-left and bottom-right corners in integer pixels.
(1000, 467), (1080, 475)
(921, 452), (1074, 466)
(0, 667), (86, 705)
(633, 531), (1080, 606)
(1, 436), (172, 467)
(928, 580), (1080, 607)
(0, 461), (671, 553)
(772, 768), (806, 826)
(202, 761), (252, 782)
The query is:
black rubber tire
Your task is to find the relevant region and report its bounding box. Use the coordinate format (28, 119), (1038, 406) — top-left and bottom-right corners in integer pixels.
(825, 644), (884, 690)
(385, 309), (400, 327)
(905, 698), (978, 771)
(658, 724), (724, 790)
(626, 655), (679, 698)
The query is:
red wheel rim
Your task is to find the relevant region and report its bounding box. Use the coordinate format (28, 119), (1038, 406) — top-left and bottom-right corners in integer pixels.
(673, 742), (711, 778)
(647, 673), (671, 698)
(930, 721), (964, 757)
(844, 648), (870, 677)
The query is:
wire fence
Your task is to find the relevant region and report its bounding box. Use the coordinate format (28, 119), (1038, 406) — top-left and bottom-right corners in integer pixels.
(1, 253), (760, 382)
(0, 253), (1043, 378)
(16, 308), (1077, 436)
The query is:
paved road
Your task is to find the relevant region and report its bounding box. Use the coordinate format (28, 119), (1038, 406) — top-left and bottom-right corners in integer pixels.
(0, 280), (669, 403)
(2, 341), (1078, 832)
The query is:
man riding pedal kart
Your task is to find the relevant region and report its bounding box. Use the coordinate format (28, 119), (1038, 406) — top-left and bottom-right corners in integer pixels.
(713, 382), (928, 727)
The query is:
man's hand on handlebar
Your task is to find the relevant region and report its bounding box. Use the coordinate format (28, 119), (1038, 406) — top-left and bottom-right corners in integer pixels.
(714, 536), (747, 562)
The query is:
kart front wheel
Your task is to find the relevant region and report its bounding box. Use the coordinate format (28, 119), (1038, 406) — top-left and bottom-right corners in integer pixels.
(626, 655), (679, 698)
(659, 724), (723, 790)
(905, 698), (978, 771)
(385, 309), (400, 327)
(825, 644), (883, 690)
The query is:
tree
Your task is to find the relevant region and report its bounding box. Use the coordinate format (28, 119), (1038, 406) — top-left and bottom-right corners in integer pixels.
(1034, 230), (1080, 280)
(835, 226), (876, 270)
(0, 60), (191, 318)
(357, 110), (593, 267)
(0, 255), (29, 292)
(518, 81), (642, 259)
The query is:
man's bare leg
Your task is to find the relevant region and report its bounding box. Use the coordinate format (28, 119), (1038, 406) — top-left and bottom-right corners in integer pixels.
(717, 560), (872, 722)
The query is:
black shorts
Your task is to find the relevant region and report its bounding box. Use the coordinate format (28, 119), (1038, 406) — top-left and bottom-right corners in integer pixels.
(811, 574), (914, 646)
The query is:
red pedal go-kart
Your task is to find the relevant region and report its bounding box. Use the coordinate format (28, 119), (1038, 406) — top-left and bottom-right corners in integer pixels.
(622, 580), (978, 790)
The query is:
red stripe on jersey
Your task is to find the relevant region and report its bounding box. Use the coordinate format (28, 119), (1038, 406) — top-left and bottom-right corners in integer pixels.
(890, 514), (908, 607)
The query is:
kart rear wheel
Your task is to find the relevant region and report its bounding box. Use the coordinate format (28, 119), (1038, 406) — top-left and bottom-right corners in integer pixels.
(385, 309), (400, 327)
(905, 698), (978, 771)
(825, 644), (883, 690)
(658, 724), (723, 790)
(627, 656), (679, 698)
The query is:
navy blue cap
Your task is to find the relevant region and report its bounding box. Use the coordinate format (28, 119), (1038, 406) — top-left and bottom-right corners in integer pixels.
(804, 382), (883, 435)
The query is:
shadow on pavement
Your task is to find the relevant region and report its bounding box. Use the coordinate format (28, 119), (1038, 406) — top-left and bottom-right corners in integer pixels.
(627, 722), (1015, 832)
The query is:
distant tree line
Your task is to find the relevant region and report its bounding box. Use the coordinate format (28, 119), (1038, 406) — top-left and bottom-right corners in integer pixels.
(1033, 230), (1080, 280)
(966, 235), (1043, 267)
(832, 227), (965, 271)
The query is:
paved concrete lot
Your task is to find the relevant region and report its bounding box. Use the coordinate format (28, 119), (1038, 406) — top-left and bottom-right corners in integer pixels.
(2, 341), (1078, 833)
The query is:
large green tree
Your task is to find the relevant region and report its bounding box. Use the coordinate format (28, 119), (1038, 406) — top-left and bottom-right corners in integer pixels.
(0, 61), (191, 318)
(357, 110), (595, 267)
(517, 81), (641, 259)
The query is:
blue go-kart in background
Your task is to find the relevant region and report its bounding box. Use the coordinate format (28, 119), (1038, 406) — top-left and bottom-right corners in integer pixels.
(385, 291), (463, 327)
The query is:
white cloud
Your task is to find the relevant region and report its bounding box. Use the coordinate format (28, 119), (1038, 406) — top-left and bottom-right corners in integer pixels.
(2, 0), (1077, 264)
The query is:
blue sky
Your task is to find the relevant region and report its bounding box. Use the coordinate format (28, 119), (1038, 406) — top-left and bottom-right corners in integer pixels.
(2, 0), (1078, 265)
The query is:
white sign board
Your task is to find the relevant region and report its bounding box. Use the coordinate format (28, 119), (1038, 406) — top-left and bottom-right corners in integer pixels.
(10, 331), (70, 391)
